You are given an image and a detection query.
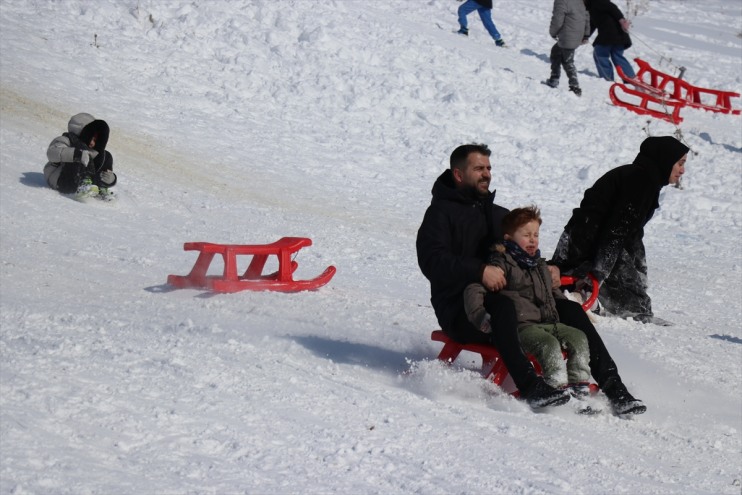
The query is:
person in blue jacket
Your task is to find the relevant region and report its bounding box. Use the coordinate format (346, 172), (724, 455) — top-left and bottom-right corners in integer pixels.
(456, 0), (506, 47)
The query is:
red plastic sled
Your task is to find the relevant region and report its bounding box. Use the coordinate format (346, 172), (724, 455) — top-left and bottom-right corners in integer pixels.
(609, 81), (685, 124)
(559, 273), (600, 312)
(620, 58), (740, 115)
(428, 274), (600, 396)
(167, 237), (336, 293)
(430, 330), (599, 396)
(610, 58), (740, 123)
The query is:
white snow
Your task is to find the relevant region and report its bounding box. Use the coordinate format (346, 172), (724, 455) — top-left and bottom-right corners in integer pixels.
(1, 1), (740, 493)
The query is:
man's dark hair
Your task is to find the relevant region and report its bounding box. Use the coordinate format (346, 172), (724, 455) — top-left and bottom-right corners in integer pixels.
(449, 143), (491, 170)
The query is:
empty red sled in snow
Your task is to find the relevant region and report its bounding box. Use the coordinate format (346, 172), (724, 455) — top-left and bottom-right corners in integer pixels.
(167, 237), (336, 293)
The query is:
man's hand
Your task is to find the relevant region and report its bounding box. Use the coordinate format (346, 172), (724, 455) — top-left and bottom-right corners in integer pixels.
(547, 264), (561, 288)
(482, 265), (506, 291)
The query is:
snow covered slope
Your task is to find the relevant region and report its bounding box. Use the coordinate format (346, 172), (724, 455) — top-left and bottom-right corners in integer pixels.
(1, 1), (740, 493)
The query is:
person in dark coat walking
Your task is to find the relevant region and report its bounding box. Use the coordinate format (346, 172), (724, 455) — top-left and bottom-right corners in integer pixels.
(586, 0), (636, 80)
(456, 0), (506, 47)
(417, 143), (647, 414)
(551, 136), (689, 325)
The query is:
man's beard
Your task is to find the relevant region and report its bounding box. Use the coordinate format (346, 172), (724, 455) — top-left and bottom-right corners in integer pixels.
(475, 181), (491, 199)
(461, 185), (490, 200)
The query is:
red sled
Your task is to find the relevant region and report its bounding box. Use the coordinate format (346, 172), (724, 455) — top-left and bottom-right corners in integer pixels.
(610, 58), (741, 123)
(428, 274), (600, 396)
(167, 237), (336, 293)
(619, 58), (740, 115)
(609, 81), (685, 124)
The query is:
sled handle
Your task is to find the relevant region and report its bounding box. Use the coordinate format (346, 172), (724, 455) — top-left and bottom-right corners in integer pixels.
(559, 273), (600, 312)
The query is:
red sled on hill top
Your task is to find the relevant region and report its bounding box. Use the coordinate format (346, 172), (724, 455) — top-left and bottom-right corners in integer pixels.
(609, 58), (741, 124)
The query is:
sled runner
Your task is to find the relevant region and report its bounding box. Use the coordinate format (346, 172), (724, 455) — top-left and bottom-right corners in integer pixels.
(620, 59), (741, 115)
(610, 58), (740, 123)
(167, 237), (336, 293)
(609, 81), (686, 124)
(430, 330), (540, 394)
(429, 274), (600, 396)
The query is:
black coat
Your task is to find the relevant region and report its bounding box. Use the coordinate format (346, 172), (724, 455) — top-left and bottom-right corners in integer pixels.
(416, 170), (508, 331)
(554, 136), (689, 281)
(587, 0), (632, 48)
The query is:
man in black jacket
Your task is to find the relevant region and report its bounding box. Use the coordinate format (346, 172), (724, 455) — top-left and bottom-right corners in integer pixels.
(551, 136), (689, 326)
(417, 143), (646, 414)
(587, 0), (636, 80)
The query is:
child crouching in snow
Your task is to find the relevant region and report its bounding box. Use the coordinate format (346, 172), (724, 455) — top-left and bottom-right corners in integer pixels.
(464, 206), (593, 406)
(44, 113), (117, 201)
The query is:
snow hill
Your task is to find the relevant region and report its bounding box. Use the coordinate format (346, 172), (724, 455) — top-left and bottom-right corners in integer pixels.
(1, 1), (740, 493)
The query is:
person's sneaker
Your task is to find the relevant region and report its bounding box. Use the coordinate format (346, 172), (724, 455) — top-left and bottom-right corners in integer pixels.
(73, 178), (99, 200)
(569, 86), (582, 97)
(543, 78), (559, 88)
(567, 382), (591, 399)
(495, 38), (506, 47)
(602, 376), (647, 416)
(523, 378), (570, 409)
(565, 383), (603, 414)
(567, 396), (603, 415)
(632, 313), (673, 326)
(456, 27), (468, 36)
(98, 187), (116, 202)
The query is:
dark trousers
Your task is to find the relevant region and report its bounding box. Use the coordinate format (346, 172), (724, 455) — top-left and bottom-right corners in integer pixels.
(448, 292), (539, 392)
(549, 44), (579, 88)
(54, 161), (89, 193)
(554, 299), (619, 388)
(447, 294), (621, 391)
(600, 239), (652, 317)
(53, 150), (114, 193)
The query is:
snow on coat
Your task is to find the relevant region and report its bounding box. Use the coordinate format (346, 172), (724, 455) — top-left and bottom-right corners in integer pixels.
(552, 136), (689, 281)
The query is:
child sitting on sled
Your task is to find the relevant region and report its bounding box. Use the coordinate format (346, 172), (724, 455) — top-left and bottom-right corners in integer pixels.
(463, 206), (594, 406)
